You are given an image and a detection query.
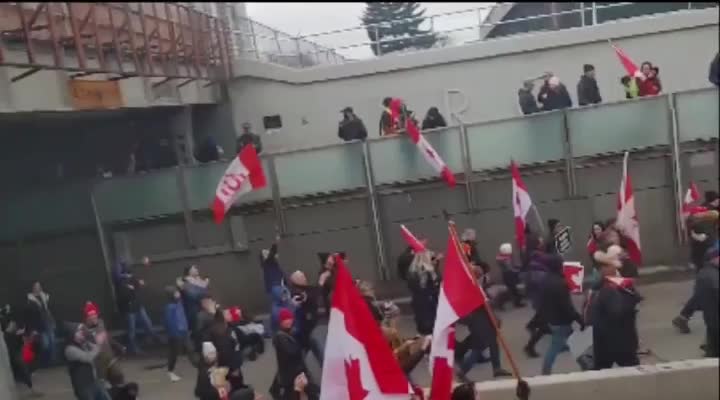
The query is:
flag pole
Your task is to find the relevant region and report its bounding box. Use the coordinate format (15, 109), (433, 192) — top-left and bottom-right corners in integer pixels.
(531, 204), (545, 236)
(442, 211), (530, 400)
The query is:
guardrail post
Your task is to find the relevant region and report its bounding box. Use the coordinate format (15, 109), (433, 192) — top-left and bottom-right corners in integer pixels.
(90, 187), (118, 313)
(667, 93), (686, 245)
(295, 37), (303, 67)
(562, 110), (578, 197)
(266, 156), (287, 235)
(374, 26), (382, 56)
(458, 121), (476, 212)
(247, 17), (260, 60)
(361, 141), (389, 280)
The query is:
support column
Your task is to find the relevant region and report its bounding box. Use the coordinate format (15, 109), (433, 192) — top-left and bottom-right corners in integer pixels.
(266, 156), (287, 235)
(90, 188), (118, 313)
(0, 67), (12, 111)
(458, 121), (476, 212)
(562, 110), (578, 197)
(171, 106), (196, 248)
(667, 93), (686, 245)
(362, 141), (388, 280)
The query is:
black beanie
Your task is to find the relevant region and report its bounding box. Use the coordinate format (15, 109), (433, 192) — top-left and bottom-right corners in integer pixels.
(583, 64), (595, 73)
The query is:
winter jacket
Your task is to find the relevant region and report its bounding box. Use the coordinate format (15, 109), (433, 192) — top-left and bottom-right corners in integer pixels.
(590, 278), (642, 356)
(421, 114), (447, 130)
(65, 341), (101, 398)
(164, 301), (189, 338)
(695, 263), (719, 334)
(272, 329), (307, 387)
(25, 292), (54, 333)
(85, 319), (121, 381)
(195, 136), (221, 163)
(270, 286), (296, 336)
(624, 79), (640, 99)
(538, 256), (582, 326)
(638, 77), (662, 97)
(379, 109), (396, 136)
(194, 362), (226, 400)
(117, 276), (143, 314)
(236, 132), (263, 155)
(538, 83), (573, 111)
(689, 213), (719, 269)
(518, 88), (540, 115)
(338, 116), (368, 141)
(397, 247), (414, 281)
(577, 75), (602, 106)
(289, 284), (319, 346)
(260, 243), (286, 295)
(363, 295), (384, 324)
(710, 53), (720, 88)
(196, 310), (216, 344)
(407, 270), (440, 335)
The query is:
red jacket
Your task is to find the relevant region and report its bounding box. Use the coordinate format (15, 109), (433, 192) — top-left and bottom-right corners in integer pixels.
(637, 77), (662, 97)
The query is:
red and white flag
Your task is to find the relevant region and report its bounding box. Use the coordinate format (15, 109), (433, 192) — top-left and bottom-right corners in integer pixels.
(400, 224), (426, 253)
(611, 41), (644, 79)
(563, 262), (585, 294)
(616, 152), (642, 266)
(511, 161), (533, 251)
(389, 99), (456, 187)
(320, 255), (412, 400)
(682, 181), (701, 218)
(429, 229), (486, 400)
(212, 145), (267, 224)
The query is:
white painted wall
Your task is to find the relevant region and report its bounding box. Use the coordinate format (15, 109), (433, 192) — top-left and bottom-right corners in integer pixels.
(228, 8), (719, 153)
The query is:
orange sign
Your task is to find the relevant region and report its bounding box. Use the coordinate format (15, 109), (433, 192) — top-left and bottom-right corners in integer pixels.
(68, 79), (124, 110)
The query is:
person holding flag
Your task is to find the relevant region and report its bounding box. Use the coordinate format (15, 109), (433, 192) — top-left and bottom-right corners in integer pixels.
(212, 144), (266, 224)
(616, 152), (642, 267)
(319, 254), (413, 400)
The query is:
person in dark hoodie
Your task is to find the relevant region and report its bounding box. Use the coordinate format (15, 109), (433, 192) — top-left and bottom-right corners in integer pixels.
(538, 254), (584, 375)
(406, 249), (441, 334)
(524, 243), (552, 358)
(270, 286), (296, 337)
(590, 246), (643, 369)
(164, 286), (196, 383)
(696, 242), (719, 357)
(538, 76), (573, 112)
(337, 107), (368, 142)
(272, 308), (309, 400)
(24, 281), (57, 367)
(496, 243), (525, 308)
(64, 323), (109, 400)
(421, 107), (448, 130)
(317, 252), (344, 319)
(577, 64), (602, 106)
(115, 263), (160, 355)
(518, 80), (540, 115)
(236, 122), (263, 155)
(710, 52), (720, 88)
(208, 309), (248, 395)
(673, 198), (719, 334)
(2, 304), (42, 397)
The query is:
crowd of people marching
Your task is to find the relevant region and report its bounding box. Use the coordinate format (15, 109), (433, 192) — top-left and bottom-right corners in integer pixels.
(2, 188), (718, 400)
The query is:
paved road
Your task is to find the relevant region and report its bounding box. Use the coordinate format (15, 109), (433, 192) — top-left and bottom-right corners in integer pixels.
(18, 279), (711, 399)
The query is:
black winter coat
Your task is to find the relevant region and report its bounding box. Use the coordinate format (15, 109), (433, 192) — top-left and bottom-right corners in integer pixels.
(236, 132), (263, 155)
(338, 117), (368, 141)
(577, 75), (602, 106)
(518, 88), (540, 115)
(709, 53), (719, 88)
(539, 273), (582, 326)
(590, 279), (642, 356)
(538, 83), (573, 111)
(696, 265), (719, 333)
(272, 330), (307, 387)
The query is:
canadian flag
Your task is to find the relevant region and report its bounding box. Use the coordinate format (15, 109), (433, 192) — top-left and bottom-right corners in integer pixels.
(400, 224), (426, 253)
(212, 145), (267, 224)
(389, 98), (456, 187)
(563, 262), (585, 294)
(611, 41), (644, 79)
(616, 152), (642, 266)
(682, 181), (702, 219)
(429, 228), (486, 400)
(320, 255), (412, 400)
(511, 161), (533, 251)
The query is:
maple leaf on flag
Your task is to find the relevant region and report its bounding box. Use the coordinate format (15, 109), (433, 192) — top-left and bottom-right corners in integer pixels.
(345, 358), (369, 400)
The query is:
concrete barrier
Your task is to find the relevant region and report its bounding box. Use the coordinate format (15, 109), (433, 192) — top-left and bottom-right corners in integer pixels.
(0, 333), (19, 400)
(472, 359), (719, 400)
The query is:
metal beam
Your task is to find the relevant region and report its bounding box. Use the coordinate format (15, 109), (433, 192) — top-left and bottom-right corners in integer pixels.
(10, 67), (41, 83)
(66, 3), (88, 69)
(16, 2), (36, 64)
(361, 141), (389, 280)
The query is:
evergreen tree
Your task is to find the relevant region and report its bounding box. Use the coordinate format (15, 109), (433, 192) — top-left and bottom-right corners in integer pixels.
(361, 3), (439, 56)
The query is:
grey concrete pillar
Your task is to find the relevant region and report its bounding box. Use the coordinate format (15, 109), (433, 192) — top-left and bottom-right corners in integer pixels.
(0, 67), (13, 111)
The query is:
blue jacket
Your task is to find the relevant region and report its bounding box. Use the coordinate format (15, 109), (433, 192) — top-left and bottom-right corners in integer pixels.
(270, 285), (296, 336)
(164, 301), (189, 338)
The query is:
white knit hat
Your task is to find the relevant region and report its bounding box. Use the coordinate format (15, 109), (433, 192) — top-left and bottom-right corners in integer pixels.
(548, 76), (561, 87)
(499, 243), (513, 255)
(202, 342), (217, 358)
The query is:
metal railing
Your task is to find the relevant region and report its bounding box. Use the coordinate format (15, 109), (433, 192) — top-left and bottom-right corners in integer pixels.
(232, 2), (716, 68)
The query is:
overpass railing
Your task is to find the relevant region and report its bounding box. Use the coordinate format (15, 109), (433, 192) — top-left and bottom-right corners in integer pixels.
(230, 2), (718, 67)
(1, 87), (716, 244)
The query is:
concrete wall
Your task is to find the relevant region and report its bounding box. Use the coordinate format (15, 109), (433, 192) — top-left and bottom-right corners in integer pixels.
(471, 358), (719, 400)
(0, 49), (221, 112)
(228, 8), (719, 152)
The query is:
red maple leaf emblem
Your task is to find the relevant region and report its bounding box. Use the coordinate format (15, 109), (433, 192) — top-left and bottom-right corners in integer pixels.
(345, 358), (369, 400)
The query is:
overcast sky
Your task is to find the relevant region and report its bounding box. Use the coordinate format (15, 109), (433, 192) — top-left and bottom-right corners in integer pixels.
(246, 2), (495, 59)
